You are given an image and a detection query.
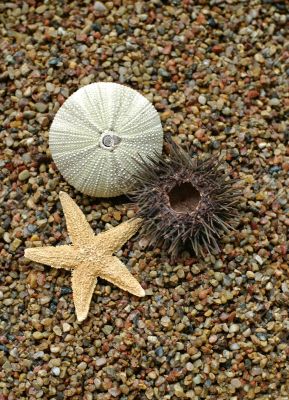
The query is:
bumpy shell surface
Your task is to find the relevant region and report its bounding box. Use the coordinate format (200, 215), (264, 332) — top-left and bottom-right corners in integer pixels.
(49, 82), (163, 197)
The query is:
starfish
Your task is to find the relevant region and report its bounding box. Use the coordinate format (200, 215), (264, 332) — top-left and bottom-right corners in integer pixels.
(25, 191), (145, 322)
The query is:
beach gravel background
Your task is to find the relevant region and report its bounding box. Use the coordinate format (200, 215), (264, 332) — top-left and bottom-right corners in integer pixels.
(0, 0), (289, 399)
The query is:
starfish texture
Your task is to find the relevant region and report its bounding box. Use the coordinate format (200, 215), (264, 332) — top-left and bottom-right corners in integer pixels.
(25, 192), (145, 322)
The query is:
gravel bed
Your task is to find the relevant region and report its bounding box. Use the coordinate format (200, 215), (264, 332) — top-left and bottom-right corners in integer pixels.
(0, 0), (289, 399)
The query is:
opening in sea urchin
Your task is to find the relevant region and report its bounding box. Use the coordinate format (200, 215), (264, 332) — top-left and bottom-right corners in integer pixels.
(99, 130), (121, 151)
(168, 182), (201, 213)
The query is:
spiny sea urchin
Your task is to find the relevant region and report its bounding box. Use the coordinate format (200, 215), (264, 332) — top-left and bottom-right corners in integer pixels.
(131, 141), (240, 258)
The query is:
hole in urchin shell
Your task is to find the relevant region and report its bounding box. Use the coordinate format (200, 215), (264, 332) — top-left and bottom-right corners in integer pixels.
(99, 131), (121, 151)
(169, 182), (201, 213)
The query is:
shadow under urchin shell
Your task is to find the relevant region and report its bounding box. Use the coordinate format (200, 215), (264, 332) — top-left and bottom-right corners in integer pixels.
(130, 140), (241, 258)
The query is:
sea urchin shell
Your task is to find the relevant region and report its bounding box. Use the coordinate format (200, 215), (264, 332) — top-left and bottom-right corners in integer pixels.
(49, 82), (163, 197)
(131, 141), (240, 258)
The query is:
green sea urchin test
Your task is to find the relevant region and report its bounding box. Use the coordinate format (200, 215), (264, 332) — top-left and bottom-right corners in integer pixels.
(49, 82), (163, 197)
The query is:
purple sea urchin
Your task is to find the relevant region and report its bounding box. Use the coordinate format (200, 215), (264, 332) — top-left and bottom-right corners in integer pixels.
(131, 141), (240, 258)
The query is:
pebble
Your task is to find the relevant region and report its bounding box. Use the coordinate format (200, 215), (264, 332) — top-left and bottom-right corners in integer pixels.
(209, 335), (218, 343)
(18, 170), (30, 181)
(95, 357), (107, 367)
(127, 210), (135, 218)
(231, 378), (242, 388)
(94, 1), (107, 12)
(102, 325), (113, 335)
(269, 98), (280, 106)
(198, 95), (207, 105)
(62, 322), (71, 332)
(32, 332), (44, 340)
(53, 326), (62, 336)
(229, 324), (240, 333)
(160, 316), (171, 328)
(251, 367), (262, 376)
(35, 102), (47, 113)
(230, 343), (240, 350)
(10, 238), (22, 251)
(222, 107), (232, 116)
(36, 5), (46, 14)
(51, 367), (60, 376)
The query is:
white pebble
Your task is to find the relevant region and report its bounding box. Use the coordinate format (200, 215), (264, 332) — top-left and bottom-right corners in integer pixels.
(229, 324), (240, 333)
(62, 322), (71, 332)
(95, 357), (107, 366)
(198, 95), (207, 105)
(254, 254), (263, 265)
(51, 367), (60, 376)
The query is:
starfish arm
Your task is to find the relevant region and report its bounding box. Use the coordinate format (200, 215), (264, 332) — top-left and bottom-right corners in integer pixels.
(24, 245), (77, 270)
(99, 256), (145, 297)
(71, 266), (97, 322)
(94, 218), (143, 254)
(59, 191), (95, 247)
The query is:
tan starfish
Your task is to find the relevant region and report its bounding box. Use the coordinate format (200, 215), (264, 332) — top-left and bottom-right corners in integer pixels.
(25, 191), (145, 322)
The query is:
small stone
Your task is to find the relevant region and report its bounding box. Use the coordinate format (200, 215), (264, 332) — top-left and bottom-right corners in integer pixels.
(174, 383), (184, 397)
(148, 371), (157, 380)
(155, 347), (164, 357)
(193, 375), (201, 384)
(108, 388), (120, 397)
(10, 238), (22, 251)
(127, 210), (135, 218)
(51, 367), (60, 376)
(18, 170), (30, 181)
(33, 332), (44, 340)
(113, 211), (121, 221)
(158, 68), (170, 78)
(20, 64), (30, 76)
(4, 232), (11, 243)
(36, 4), (47, 13)
(62, 322), (71, 332)
(33, 351), (45, 359)
(50, 345), (61, 353)
(198, 95), (207, 105)
(209, 335), (218, 344)
(269, 98), (280, 106)
(222, 107), (232, 116)
(243, 328), (251, 337)
(251, 367), (262, 376)
(23, 110), (35, 119)
(53, 326), (62, 336)
(94, 1), (107, 12)
(139, 237), (149, 249)
(102, 325), (113, 335)
(95, 357), (107, 367)
(229, 324), (240, 333)
(155, 376), (165, 386)
(231, 378), (242, 388)
(35, 102), (48, 113)
(78, 361), (87, 370)
(160, 316), (171, 327)
(254, 53), (265, 63)
(46, 82), (55, 92)
(282, 282), (289, 293)
(254, 254), (263, 265)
